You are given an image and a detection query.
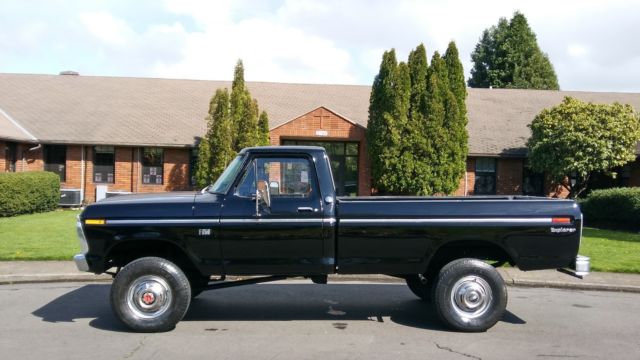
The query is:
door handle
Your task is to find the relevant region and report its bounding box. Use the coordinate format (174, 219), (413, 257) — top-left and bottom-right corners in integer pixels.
(297, 207), (314, 213)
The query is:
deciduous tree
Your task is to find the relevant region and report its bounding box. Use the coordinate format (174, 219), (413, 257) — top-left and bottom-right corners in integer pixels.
(527, 97), (640, 198)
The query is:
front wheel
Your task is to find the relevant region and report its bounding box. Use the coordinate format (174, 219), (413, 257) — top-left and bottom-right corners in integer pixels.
(110, 257), (191, 332)
(433, 258), (507, 332)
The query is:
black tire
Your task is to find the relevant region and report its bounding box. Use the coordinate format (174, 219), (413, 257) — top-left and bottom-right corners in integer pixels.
(405, 274), (432, 302)
(433, 258), (507, 332)
(110, 257), (191, 332)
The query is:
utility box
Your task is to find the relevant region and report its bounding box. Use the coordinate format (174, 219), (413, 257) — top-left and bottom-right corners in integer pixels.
(96, 185), (108, 202)
(59, 189), (82, 206)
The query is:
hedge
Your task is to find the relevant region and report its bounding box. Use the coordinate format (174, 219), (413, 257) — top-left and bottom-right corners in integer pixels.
(0, 171), (60, 217)
(580, 187), (640, 231)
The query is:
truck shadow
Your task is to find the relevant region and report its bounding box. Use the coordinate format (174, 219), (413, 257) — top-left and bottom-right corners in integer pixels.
(32, 283), (525, 333)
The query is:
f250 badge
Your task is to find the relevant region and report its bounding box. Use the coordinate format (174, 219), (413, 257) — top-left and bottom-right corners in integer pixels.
(550, 227), (576, 233)
(198, 229), (212, 236)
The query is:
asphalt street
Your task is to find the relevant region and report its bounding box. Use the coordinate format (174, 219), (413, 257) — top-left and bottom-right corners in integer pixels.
(1, 281), (639, 360)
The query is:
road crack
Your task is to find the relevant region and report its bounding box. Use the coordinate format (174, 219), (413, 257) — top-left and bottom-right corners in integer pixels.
(124, 336), (148, 359)
(434, 342), (482, 360)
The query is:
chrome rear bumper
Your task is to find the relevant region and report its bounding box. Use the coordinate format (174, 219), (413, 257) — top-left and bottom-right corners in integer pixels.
(572, 255), (590, 276)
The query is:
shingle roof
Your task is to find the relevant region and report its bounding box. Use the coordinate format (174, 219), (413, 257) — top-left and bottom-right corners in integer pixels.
(0, 104), (36, 142)
(1, 73), (639, 156)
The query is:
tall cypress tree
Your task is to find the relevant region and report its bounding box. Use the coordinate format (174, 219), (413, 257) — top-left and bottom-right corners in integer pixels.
(367, 49), (400, 194)
(425, 52), (449, 193)
(231, 60), (259, 150)
(194, 129), (212, 188)
(406, 44), (433, 195)
(468, 11), (559, 90)
(368, 44), (469, 195)
(196, 89), (234, 187)
(383, 61), (412, 194)
(257, 110), (270, 146)
(443, 41), (469, 194)
(196, 59), (271, 188)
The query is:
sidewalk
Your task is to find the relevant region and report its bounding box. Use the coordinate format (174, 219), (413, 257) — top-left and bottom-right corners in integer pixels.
(1, 261), (639, 293)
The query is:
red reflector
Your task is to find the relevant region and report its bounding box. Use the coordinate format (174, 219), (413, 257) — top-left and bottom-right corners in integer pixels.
(552, 217), (571, 223)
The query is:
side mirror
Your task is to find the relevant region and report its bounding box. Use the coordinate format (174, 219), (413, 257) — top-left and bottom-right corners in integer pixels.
(256, 179), (271, 211)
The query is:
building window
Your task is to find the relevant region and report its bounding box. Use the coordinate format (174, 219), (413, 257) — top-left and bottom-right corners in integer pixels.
(4, 142), (17, 172)
(141, 148), (163, 184)
(474, 158), (496, 195)
(44, 145), (66, 182)
(189, 148), (198, 186)
(93, 146), (115, 183)
(523, 167), (545, 196)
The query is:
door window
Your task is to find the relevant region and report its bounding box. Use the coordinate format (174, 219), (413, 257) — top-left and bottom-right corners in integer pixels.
(236, 157), (316, 198)
(281, 140), (359, 196)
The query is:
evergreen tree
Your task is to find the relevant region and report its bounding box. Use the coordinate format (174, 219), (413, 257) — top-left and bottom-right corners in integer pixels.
(368, 44), (469, 195)
(196, 60), (270, 187)
(443, 41), (469, 193)
(257, 110), (270, 146)
(194, 131), (212, 188)
(195, 89), (234, 187)
(367, 49), (401, 194)
(425, 52), (449, 193)
(231, 60), (259, 150)
(406, 44), (433, 195)
(384, 61), (412, 194)
(468, 11), (559, 90)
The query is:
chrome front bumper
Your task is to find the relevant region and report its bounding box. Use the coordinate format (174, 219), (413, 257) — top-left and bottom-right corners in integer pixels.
(74, 217), (91, 272)
(74, 254), (89, 272)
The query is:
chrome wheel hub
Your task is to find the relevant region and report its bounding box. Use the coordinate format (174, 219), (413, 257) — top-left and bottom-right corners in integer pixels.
(126, 275), (172, 319)
(450, 276), (492, 319)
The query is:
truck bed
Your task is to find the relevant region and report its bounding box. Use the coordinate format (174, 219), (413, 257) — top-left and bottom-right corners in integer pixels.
(334, 196), (582, 274)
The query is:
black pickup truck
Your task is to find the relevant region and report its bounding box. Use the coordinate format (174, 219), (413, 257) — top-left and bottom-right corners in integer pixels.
(75, 146), (588, 332)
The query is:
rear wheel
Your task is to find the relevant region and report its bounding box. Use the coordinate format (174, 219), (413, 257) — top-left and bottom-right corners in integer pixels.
(433, 258), (507, 332)
(405, 274), (432, 302)
(110, 257), (191, 332)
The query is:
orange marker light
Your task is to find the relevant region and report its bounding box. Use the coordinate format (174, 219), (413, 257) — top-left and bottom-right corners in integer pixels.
(552, 217), (571, 224)
(85, 219), (106, 225)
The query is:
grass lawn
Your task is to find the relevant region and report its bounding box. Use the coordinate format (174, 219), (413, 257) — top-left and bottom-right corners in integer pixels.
(580, 228), (640, 273)
(1, 210), (639, 273)
(0, 209), (80, 260)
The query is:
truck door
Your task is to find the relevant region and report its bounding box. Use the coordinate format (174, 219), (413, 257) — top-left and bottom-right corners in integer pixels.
(219, 155), (325, 275)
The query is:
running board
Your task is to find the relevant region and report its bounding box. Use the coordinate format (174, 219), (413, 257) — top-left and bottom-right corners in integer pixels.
(203, 275), (288, 290)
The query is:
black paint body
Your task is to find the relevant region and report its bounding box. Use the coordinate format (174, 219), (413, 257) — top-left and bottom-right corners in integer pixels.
(80, 147), (582, 277)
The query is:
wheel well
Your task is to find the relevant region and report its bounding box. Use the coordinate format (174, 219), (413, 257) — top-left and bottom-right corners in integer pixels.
(424, 240), (514, 277)
(106, 240), (201, 277)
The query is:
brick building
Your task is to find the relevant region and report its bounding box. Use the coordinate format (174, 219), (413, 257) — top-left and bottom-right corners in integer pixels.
(1, 72), (639, 203)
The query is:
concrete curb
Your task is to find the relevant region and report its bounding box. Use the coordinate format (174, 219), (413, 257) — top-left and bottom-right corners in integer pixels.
(0, 274), (112, 285)
(501, 279), (640, 293)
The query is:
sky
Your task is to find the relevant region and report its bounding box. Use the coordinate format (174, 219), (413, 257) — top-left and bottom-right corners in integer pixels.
(1, 0), (639, 92)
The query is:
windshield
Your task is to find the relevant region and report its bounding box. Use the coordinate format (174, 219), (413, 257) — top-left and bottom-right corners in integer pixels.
(208, 155), (245, 194)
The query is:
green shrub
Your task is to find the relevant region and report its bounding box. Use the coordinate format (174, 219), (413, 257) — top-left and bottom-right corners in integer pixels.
(580, 187), (640, 231)
(0, 172), (60, 217)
